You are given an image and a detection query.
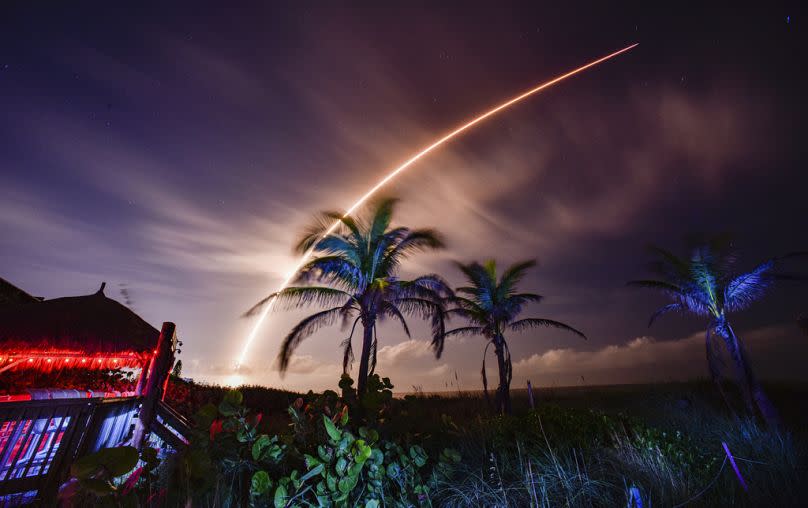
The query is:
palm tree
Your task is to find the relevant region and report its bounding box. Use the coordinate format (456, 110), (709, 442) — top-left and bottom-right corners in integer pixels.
(245, 198), (450, 396)
(445, 259), (586, 414)
(628, 238), (803, 427)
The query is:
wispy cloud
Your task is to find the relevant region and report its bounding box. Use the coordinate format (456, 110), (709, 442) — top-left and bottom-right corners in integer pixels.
(510, 325), (807, 387)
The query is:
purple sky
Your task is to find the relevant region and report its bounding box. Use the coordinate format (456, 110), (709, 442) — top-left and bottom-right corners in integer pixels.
(1, 3), (806, 391)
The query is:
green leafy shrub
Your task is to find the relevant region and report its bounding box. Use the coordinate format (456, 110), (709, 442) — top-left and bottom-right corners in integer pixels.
(176, 389), (286, 506)
(181, 377), (460, 507)
(59, 445), (160, 507)
(252, 375), (460, 507)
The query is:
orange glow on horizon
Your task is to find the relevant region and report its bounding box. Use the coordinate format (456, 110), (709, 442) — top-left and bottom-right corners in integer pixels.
(237, 43), (639, 368)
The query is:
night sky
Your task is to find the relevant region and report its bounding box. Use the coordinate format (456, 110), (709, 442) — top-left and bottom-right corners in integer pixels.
(2, 2), (806, 391)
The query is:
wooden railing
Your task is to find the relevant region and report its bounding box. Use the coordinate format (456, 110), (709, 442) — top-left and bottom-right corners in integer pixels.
(0, 397), (141, 505)
(154, 400), (191, 451)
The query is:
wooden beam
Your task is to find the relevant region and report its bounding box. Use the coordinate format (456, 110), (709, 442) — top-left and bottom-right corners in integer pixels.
(130, 322), (175, 450)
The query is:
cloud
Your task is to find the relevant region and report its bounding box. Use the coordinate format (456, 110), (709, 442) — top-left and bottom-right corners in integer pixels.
(285, 354), (335, 376)
(510, 325), (808, 387)
(376, 339), (434, 364)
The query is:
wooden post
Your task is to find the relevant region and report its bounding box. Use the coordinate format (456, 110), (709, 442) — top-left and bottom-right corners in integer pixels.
(131, 322), (176, 450)
(527, 380), (535, 409)
(134, 357), (151, 396)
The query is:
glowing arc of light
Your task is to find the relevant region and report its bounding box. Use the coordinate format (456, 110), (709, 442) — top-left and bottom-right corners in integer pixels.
(237, 43), (638, 368)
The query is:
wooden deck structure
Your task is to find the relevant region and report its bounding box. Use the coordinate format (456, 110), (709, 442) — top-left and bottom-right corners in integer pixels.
(0, 281), (190, 505)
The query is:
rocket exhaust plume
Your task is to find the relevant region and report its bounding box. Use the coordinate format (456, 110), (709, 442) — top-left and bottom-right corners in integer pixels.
(236, 43), (638, 369)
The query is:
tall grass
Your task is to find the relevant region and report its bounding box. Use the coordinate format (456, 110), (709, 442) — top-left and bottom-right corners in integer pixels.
(164, 380), (806, 507)
(431, 394), (806, 507)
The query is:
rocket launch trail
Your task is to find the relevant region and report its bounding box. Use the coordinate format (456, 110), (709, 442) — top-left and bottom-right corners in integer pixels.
(236, 43), (638, 369)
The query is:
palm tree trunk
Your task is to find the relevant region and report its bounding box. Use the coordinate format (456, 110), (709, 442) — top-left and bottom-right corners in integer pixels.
(705, 327), (735, 417)
(494, 338), (511, 415)
(726, 324), (782, 428)
(356, 317), (375, 397)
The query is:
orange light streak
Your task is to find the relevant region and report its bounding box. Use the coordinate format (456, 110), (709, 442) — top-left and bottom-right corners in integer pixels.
(237, 43), (638, 368)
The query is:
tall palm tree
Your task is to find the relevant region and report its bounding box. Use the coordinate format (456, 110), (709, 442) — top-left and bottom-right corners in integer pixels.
(445, 259), (586, 414)
(245, 198), (450, 396)
(628, 238), (803, 427)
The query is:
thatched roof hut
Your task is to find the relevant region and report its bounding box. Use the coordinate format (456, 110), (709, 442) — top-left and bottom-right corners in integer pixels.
(0, 282), (159, 371)
(0, 276), (40, 307)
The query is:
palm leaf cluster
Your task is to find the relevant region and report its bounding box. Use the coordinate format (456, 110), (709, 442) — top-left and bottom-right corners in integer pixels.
(629, 238), (800, 329)
(246, 198), (450, 394)
(446, 259), (585, 412)
(629, 238), (805, 426)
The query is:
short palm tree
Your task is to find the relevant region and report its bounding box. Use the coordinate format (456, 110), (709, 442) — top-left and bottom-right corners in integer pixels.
(629, 238), (803, 427)
(445, 259), (586, 414)
(246, 198), (450, 396)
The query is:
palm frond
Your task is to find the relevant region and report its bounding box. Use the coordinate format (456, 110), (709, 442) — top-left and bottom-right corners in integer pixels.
(626, 279), (683, 294)
(296, 255), (361, 289)
(243, 294), (278, 317)
(379, 302), (411, 338)
(311, 235), (361, 261)
(278, 306), (344, 372)
(266, 286), (354, 311)
(333, 214), (366, 256)
(510, 292), (543, 303)
(430, 303), (447, 358)
(647, 244), (690, 278)
(380, 229), (445, 274)
(444, 326), (485, 338)
(498, 259), (537, 293)
(648, 303), (683, 327)
(724, 259), (775, 312)
(395, 278), (449, 302)
(455, 261), (494, 296)
(407, 274), (453, 295)
(445, 307), (486, 326)
(482, 259), (497, 281)
(368, 197), (398, 242)
(395, 297), (442, 321)
(339, 302), (360, 330)
(293, 210), (345, 254)
(509, 318), (587, 339)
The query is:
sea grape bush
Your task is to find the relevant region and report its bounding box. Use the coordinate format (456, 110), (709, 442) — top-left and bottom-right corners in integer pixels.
(59, 445), (161, 507)
(177, 389), (285, 505)
(184, 375), (460, 507)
